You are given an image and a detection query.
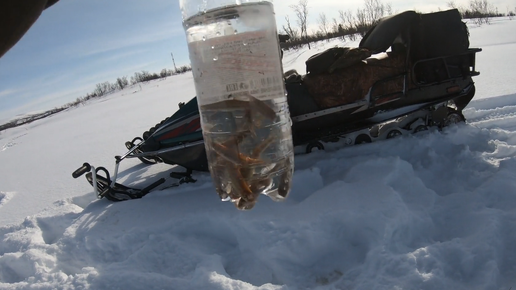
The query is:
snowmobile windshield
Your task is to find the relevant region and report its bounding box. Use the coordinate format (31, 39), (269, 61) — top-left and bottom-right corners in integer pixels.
(360, 9), (469, 60)
(359, 11), (418, 54)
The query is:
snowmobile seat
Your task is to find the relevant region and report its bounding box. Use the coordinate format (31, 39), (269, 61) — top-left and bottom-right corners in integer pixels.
(365, 51), (407, 72)
(302, 50), (406, 109)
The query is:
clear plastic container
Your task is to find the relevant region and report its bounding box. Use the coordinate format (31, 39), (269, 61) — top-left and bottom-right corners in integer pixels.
(180, 0), (294, 210)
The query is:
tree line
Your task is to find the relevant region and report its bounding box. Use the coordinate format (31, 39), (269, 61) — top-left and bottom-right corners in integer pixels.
(0, 65), (191, 132)
(74, 65), (192, 107)
(280, 0), (398, 50)
(448, 0), (510, 25)
(281, 0), (513, 50)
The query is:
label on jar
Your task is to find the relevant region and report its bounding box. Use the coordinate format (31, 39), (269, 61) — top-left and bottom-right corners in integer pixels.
(188, 29), (285, 105)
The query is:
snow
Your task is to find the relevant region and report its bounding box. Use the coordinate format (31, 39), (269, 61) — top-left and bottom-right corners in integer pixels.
(1, 18), (516, 290)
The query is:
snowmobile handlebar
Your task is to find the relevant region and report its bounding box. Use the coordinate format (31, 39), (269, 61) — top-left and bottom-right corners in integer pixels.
(72, 162), (91, 178)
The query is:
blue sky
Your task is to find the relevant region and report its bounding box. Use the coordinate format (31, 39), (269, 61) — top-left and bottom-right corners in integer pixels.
(0, 0), (187, 122)
(0, 0), (512, 122)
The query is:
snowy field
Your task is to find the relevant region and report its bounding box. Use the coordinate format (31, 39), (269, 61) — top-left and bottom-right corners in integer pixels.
(1, 17), (516, 290)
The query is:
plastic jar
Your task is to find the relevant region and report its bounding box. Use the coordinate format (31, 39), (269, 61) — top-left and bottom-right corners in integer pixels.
(179, 0), (294, 209)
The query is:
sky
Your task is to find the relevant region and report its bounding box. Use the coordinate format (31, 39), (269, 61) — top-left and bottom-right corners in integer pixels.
(0, 0), (514, 123)
(0, 17), (516, 289)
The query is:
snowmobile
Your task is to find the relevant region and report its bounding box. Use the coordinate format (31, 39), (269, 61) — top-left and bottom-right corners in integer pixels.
(73, 8), (481, 202)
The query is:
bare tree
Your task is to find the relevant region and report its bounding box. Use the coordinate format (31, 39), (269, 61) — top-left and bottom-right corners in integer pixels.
(447, 1), (468, 15)
(290, 0), (310, 49)
(385, 3), (393, 15)
(337, 9), (359, 40)
(338, 9), (356, 34)
(94, 83), (104, 96)
(363, 0), (387, 25)
(130, 75), (137, 85)
(116, 77), (129, 90)
(160, 69), (168, 78)
(355, 7), (368, 35)
(318, 12), (329, 36)
(282, 15), (299, 40)
(469, 0), (494, 25)
(331, 17), (339, 33)
(447, 1), (457, 8)
(94, 81), (114, 97)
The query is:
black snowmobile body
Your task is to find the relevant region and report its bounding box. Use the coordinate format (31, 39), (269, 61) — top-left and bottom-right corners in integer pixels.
(73, 9), (481, 201)
(287, 9), (479, 146)
(135, 97), (207, 172)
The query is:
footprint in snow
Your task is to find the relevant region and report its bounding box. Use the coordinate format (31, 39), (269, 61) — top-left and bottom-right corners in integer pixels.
(1, 133), (27, 152)
(1, 141), (16, 152)
(0, 191), (15, 207)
